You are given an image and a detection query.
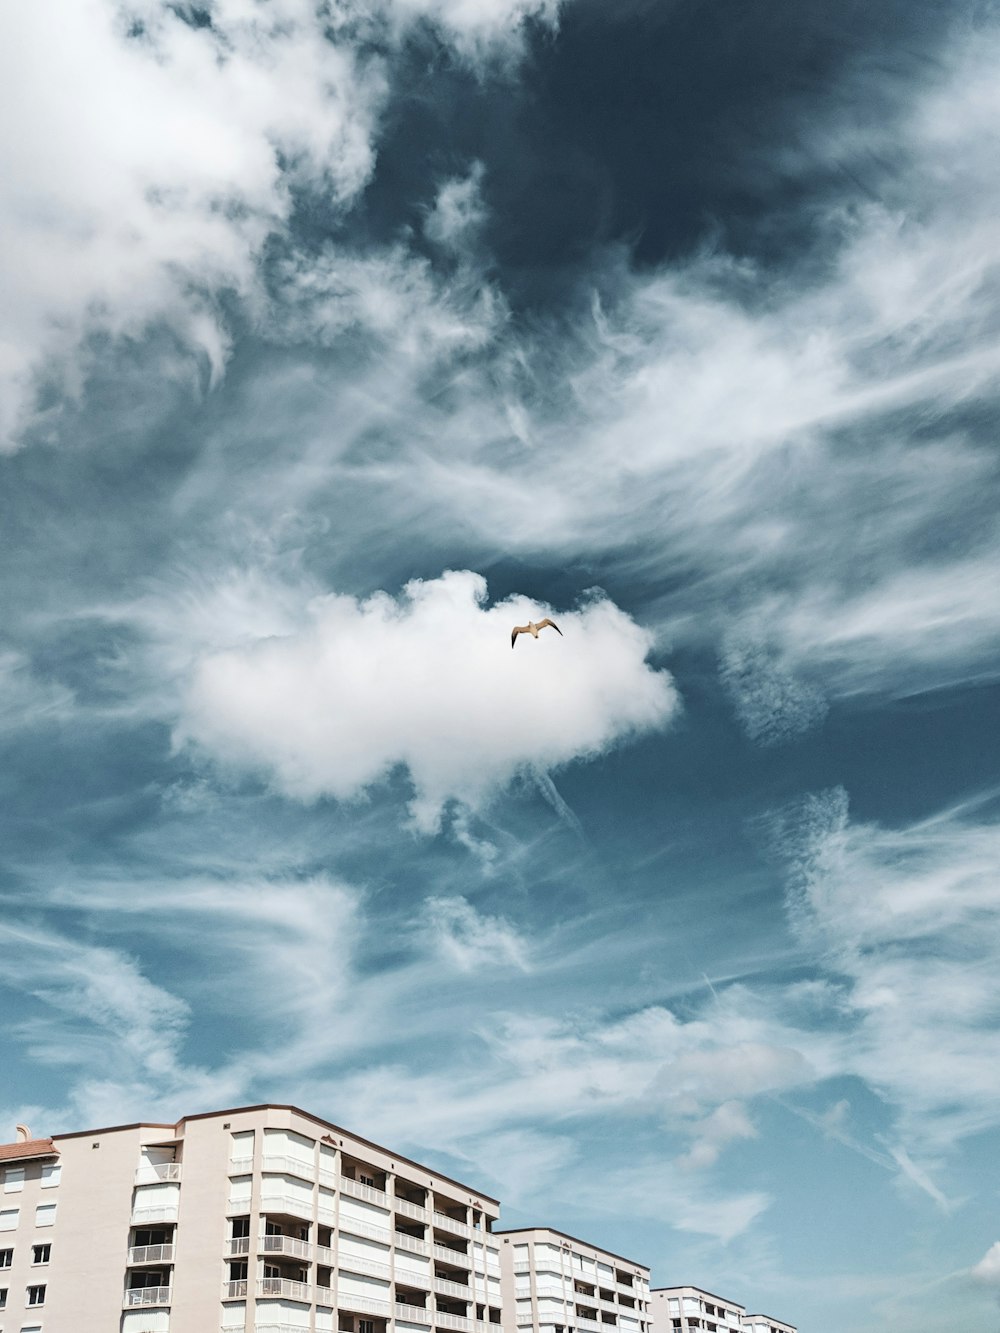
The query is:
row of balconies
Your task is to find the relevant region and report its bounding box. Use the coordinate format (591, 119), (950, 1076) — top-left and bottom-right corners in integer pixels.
(220, 1280), (478, 1328)
(220, 1231), (477, 1273)
(226, 1160), (474, 1236)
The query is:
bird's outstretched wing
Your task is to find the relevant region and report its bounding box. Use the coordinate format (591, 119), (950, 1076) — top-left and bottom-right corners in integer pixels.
(511, 624), (529, 648)
(536, 618), (563, 636)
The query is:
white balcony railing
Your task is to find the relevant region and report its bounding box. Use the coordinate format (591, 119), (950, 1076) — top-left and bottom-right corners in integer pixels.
(512, 1262), (531, 1275)
(316, 1244), (335, 1267)
(341, 1175), (390, 1209)
(433, 1244), (470, 1268)
(434, 1278), (471, 1300)
(398, 1267), (432, 1289)
(124, 1286), (172, 1307)
(575, 1319), (602, 1331)
(262, 1154), (316, 1182)
(396, 1232), (431, 1256)
(516, 1317), (534, 1327)
(128, 1243), (175, 1265)
(225, 1279), (249, 1298)
(338, 1294), (391, 1317)
(339, 1253), (392, 1281)
(535, 1285), (569, 1301)
(261, 1234), (313, 1261)
(396, 1303), (433, 1324)
(433, 1213), (471, 1239)
(229, 1156), (254, 1174)
(434, 1313), (472, 1331)
(131, 1204), (179, 1225)
(134, 1162), (182, 1184)
(259, 1192), (313, 1220)
(395, 1198), (429, 1222)
(227, 1236), (251, 1256)
(337, 1218), (392, 1248)
(257, 1277), (312, 1302)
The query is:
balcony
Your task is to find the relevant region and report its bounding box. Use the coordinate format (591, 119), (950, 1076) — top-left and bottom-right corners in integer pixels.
(432, 1244), (470, 1268)
(339, 1217), (393, 1247)
(229, 1156), (254, 1174)
(339, 1253), (392, 1281)
(395, 1197), (429, 1222)
(227, 1236), (251, 1257)
(398, 1267), (432, 1289)
(396, 1232), (431, 1257)
(512, 1262), (531, 1275)
(262, 1154), (316, 1182)
(257, 1277), (312, 1302)
(397, 1303), (433, 1324)
(576, 1319), (602, 1331)
(433, 1213), (471, 1239)
(338, 1294), (391, 1317)
(128, 1243), (175, 1265)
(225, 1279), (249, 1298)
(123, 1286), (172, 1307)
(535, 1285), (568, 1301)
(434, 1278), (471, 1300)
(435, 1314), (472, 1331)
(134, 1162), (182, 1184)
(131, 1203), (179, 1225)
(261, 1234), (313, 1261)
(258, 1192), (313, 1221)
(341, 1175), (390, 1209)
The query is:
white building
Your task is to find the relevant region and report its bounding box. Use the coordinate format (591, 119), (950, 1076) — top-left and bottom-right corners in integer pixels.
(498, 1227), (650, 1333)
(0, 1104), (503, 1333)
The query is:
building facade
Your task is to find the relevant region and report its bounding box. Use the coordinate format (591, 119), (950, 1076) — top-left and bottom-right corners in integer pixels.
(650, 1287), (795, 1333)
(497, 1227), (649, 1333)
(0, 1105), (503, 1333)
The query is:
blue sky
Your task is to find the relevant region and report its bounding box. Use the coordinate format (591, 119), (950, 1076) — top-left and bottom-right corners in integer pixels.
(3, 1), (1000, 1328)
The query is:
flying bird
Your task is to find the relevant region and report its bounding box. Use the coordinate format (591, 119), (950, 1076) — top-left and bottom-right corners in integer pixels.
(511, 618), (563, 649)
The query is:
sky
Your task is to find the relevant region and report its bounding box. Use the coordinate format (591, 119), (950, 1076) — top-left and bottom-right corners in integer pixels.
(2, 1), (1000, 1328)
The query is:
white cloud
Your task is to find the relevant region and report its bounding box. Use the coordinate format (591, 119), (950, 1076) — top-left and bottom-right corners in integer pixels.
(970, 1241), (1000, 1286)
(0, 0), (555, 451)
(0, 0), (385, 448)
(422, 895), (531, 972)
(424, 164), (488, 251)
(771, 788), (1000, 1157)
(720, 633), (828, 745)
(175, 570), (678, 830)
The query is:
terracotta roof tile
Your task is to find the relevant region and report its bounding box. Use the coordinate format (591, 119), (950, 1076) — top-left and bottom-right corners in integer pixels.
(0, 1138), (59, 1162)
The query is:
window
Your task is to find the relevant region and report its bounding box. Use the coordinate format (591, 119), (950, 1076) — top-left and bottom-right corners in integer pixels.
(31, 1245), (50, 1266)
(40, 1164), (61, 1189)
(34, 1204), (56, 1227)
(27, 1283), (46, 1305)
(230, 1216), (250, 1239)
(0, 1210), (18, 1232)
(359, 1173), (375, 1188)
(359, 1321), (375, 1333)
(229, 1260), (247, 1281)
(3, 1169), (24, 1195)
(0, 1248), (11, 1267)
(0, 1284), (7, 1307)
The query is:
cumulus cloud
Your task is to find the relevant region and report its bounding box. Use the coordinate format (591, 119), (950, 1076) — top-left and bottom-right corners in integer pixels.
(176, 570), (678, 830)
(0, 0), (384, 448)
(0, 0), (556, 450)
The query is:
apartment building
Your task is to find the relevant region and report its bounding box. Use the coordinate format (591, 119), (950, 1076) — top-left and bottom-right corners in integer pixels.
(650, 1288), (795, 1333)
(0, 1105), (504, 1333)
(497, 1227), (649, 1333)
(741, 1316), (795, 1333)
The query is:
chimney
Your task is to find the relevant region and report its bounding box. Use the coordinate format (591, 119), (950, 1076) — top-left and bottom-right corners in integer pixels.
(15, 1124), (31, 1143)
